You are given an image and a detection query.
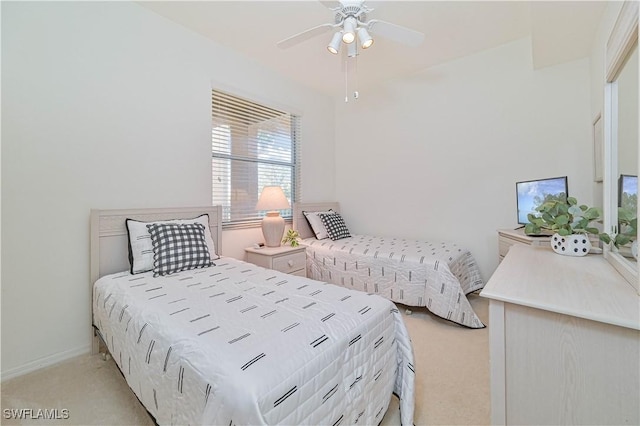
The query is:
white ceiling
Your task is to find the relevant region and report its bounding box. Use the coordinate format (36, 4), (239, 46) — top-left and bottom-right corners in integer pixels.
(138, 1), (608, 97)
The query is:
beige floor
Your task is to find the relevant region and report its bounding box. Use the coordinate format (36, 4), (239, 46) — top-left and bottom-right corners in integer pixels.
(1, 295), (489, 426)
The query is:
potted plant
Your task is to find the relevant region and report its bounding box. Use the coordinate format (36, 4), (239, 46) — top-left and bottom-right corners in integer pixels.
(282, 229), (300, 247)
(525, 197), (604, 256)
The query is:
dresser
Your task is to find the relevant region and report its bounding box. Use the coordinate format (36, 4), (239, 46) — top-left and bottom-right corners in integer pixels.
(497, 228), (551, 262)
(497, 228), (600, 262)
(480, 245), (640, 425)
(244, 245), (307, 277)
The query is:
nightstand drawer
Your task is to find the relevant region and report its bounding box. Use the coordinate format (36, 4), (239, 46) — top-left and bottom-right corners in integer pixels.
(272, 252), (306, 274)
(244, 245), (307, 277)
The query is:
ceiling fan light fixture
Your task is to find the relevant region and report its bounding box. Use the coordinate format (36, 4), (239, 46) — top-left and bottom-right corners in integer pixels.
(342, 17), (356, 43)
(347, 40), (357, 57)
(327, 31), (343, 54)
(358, 27), (373, 49)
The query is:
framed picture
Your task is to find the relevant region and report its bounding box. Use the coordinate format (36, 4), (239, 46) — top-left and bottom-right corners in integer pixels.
(593, 113), (603, 182)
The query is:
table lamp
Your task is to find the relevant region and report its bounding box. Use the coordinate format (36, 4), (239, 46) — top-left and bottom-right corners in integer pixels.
(255, 186), (290, 247)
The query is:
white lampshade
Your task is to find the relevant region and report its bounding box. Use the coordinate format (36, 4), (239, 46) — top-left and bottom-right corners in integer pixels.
(347, 40), (357, 58)
(342, 17), (356, 43)
(255, 186), (290, 211)
(327, 31), (343, 54)
(358, 27), (373, 49)
(255, 186), (290, 247)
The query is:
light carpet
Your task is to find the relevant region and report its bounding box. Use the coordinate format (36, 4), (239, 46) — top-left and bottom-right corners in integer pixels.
(1, 294), (489, 425)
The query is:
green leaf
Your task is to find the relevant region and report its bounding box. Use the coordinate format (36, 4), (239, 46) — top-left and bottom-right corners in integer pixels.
(578, 217), (590, 228)
(568, 205), (582, 216)
(555, 215), (569, 225)
(531, 218), (545, 226)
(558, 203), (569, 215)
(600, 233), (611, 244)
(582, 207), (601, 221)
(557, 228), (570, 236)
(571, 218), (584, 229)
(567, 197), (577, 206)
(616, 234), (631, 247)
(618, 207), (634, 222)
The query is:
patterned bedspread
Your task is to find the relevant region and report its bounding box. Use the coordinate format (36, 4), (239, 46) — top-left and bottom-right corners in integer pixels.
(93, 257), (415, 425)
(301, 235), (485, 329)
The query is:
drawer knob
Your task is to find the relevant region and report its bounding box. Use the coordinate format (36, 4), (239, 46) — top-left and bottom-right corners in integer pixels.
(287, 260), (294, 267)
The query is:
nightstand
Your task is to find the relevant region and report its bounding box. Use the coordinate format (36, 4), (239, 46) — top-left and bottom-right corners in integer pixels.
(244, 245), (307, 277)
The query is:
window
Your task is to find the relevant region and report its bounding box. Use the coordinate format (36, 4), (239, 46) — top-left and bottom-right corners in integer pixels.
(211, 89), (300, 227)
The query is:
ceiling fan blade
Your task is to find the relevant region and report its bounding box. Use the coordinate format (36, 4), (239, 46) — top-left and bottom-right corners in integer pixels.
(277, 23), (335, 49)
(319, 0), (341, 9)
(367, 19), (425, 47)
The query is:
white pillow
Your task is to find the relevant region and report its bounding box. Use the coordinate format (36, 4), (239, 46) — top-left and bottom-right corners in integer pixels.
(126, 214), (219, 275)
(303, 210), (335, 240)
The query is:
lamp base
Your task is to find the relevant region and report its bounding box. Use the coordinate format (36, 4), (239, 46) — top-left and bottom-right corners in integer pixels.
(261, 212), (285, 247)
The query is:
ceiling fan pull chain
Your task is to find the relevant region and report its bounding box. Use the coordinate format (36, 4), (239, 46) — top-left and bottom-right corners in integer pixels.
(354, 47), (359, 100)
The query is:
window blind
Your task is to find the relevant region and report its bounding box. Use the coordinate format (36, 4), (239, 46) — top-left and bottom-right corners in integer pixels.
(212, 89), (300, 226)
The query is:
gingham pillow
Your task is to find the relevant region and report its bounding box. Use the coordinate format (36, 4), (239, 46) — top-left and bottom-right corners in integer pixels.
(147, 222), (212, 277)
(318, 212), (351, 241)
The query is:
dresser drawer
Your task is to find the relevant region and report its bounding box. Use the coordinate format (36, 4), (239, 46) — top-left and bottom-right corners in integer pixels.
(272, 252), (306, 274)
(499, 239), (516, 259)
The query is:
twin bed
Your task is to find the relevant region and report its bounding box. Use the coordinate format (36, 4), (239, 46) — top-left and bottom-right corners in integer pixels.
(293, 202), (485, 329)
(90, 206), (415, 425)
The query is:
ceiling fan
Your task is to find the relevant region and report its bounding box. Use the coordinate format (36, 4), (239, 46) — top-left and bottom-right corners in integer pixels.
(277, 0), (425, 55)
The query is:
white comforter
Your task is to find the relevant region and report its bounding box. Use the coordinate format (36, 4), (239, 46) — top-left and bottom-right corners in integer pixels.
(302, 235), (485, 329)
(93, 257), (415, 425)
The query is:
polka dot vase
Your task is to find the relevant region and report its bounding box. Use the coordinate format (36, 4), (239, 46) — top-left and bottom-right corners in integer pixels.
(550, 233), (591, 256)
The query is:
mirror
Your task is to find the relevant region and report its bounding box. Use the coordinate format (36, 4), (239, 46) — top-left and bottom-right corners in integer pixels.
(614, 44), (638, 260)
(604, 0), (639, 292)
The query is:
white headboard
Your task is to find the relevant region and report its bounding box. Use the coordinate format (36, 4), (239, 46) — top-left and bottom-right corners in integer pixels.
(90, 206), (223, 284)
(292, 202), (340, 239)
(89, 206), (222, 353)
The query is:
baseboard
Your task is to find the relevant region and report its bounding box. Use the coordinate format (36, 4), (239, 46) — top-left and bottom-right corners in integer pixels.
(1, 344), (92, 382)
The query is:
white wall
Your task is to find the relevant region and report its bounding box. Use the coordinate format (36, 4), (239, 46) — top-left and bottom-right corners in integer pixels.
(334, 37), (593, 280)
(1, 1), (335, 379)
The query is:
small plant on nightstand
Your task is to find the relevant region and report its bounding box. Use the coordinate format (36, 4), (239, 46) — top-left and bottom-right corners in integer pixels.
(282, 229), (300, 247)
